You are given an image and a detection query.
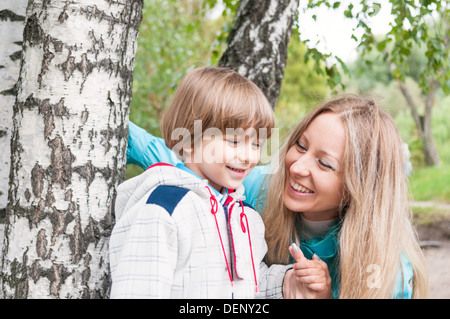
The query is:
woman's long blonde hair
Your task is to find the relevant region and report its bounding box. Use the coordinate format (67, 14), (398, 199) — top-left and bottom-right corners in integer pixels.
(263, 94), (428, 298)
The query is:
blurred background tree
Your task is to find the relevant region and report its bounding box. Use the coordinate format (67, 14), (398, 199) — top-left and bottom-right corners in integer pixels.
(347, 1), (449, 167)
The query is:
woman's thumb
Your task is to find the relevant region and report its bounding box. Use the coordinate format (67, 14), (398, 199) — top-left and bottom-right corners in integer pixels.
(289, 243), (306, 262)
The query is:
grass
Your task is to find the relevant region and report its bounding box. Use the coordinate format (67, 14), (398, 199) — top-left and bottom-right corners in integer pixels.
(408, 164), (450, 202)
(408, 164), (450, 225)
(412, 205), (449, 226)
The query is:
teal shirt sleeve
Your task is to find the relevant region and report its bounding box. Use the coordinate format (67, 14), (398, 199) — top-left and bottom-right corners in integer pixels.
(242, 165), (270, 212)
(393, 254), (414, 299)
(127, 121), (181, 170)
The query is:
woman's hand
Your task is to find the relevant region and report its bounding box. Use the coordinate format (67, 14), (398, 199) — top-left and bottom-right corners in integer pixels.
(283, 243), (332, 299)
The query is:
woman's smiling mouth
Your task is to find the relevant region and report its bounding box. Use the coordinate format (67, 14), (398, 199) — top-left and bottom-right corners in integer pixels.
(289, 178), (314, 194)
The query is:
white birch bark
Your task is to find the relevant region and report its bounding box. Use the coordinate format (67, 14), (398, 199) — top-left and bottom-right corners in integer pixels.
(0, 1), (27, 222)
(1, 0), (143, 298)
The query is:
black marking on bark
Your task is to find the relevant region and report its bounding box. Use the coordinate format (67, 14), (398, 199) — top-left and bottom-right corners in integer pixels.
(80, 109), (89, 124)
(41, 99), (54, 139)
(23, 14), (43, 46)
(48, 135), (74, 189)
(31, 163), (44, 198)
(32, 198), (46, 226)
(62, 49), (75, 81)
(69, 213), (85, 264)
(73, 160), (95, 189)
(9, 50), (22, 62)
(38, 36), (55, 89)
(0, 83), (18, 97)
(58, 2), (70, 23)
(0, 9), (25, 22)
(54, 98), (68, 117)
(36, 228), (48, 259)
(78, 53), (93, 93)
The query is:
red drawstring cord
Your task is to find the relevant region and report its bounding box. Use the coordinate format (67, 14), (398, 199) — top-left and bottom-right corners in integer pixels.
(205, 187), (234, 296)
(239, 201), (259, 293)
(205, 187), (259, 295)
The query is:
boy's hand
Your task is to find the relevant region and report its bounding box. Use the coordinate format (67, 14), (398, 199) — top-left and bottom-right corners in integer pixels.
(283, 243), (332, 299)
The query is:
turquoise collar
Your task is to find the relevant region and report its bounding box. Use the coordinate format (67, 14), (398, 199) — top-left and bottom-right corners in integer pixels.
(301, 224), (340, 263)
(290, 220), (341, 264)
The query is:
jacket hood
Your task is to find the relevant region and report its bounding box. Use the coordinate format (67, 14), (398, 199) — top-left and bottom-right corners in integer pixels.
(114, 163), (246, 220)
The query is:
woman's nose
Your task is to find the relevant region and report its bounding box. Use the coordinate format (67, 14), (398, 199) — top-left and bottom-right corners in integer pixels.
(290, 154), (312, 177)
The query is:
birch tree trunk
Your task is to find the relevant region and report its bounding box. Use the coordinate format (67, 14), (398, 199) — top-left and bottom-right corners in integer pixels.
(1, 0), (143, 298)
(0, 1), (27, 222)
(219, 0), (300, 108)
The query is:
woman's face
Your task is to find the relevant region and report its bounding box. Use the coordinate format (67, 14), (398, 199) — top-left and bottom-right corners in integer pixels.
(283, 112), (346, 221)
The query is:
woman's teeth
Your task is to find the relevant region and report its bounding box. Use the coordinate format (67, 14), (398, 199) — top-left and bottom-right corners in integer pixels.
(290, 179), (313, 193)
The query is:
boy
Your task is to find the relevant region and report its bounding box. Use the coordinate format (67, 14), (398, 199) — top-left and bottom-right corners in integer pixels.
(109, 67), (330, 298)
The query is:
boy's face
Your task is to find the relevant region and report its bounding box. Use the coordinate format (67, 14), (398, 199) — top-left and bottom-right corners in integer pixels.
(185, 128), (264, 192)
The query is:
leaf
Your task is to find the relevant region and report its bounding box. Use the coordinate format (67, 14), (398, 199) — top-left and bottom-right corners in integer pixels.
(371, 2), (381, 16)
(336, 56), (350, 75)
(344, 3), (354, 18)
(377, 40), (387, 51)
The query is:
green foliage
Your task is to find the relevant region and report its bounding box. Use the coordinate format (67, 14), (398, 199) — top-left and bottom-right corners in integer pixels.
(130, 0), (229, 136)
(306, 0), (449, 94)
(279, 32), (329, 106)
(409, 164), (450, 202)
(363, 1), (448, 93)
(348, 67), (450, 170)
(276, 31), (329, 139)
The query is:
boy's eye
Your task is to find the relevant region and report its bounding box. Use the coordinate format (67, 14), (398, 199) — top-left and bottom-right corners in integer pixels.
(252, 142), (261, 148)
(226, 139), (239, 145)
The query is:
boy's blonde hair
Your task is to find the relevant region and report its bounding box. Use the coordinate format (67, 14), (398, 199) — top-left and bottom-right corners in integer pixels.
(161, 67), (274, 152)
(263, 94), (428, 298)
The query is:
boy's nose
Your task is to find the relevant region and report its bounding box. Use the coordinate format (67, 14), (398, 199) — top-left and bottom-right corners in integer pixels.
(237, 144), (259, 164)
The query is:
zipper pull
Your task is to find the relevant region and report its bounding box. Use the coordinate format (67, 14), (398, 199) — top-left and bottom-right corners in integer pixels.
(231, 281), (235, 299)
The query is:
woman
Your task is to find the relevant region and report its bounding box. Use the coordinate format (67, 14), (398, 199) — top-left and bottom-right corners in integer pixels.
(126, 94), (429, 298)
(262, 95), (428, 298)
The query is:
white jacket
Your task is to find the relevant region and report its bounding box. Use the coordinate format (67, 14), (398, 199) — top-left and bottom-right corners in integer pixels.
(109, 163), (290, 299)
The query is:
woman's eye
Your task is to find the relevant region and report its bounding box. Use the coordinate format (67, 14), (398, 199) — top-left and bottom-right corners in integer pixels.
(295, 140), (307, 152)
(318, 159), (335, 171)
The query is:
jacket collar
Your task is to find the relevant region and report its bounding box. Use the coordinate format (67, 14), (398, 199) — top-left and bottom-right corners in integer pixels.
(175, 162), (246, 202)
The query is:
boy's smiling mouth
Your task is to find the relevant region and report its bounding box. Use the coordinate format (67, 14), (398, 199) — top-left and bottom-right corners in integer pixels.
(226, 166), (247, 175)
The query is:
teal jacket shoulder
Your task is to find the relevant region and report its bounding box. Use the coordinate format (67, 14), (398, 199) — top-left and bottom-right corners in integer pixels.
(127, 121), (181, 169)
